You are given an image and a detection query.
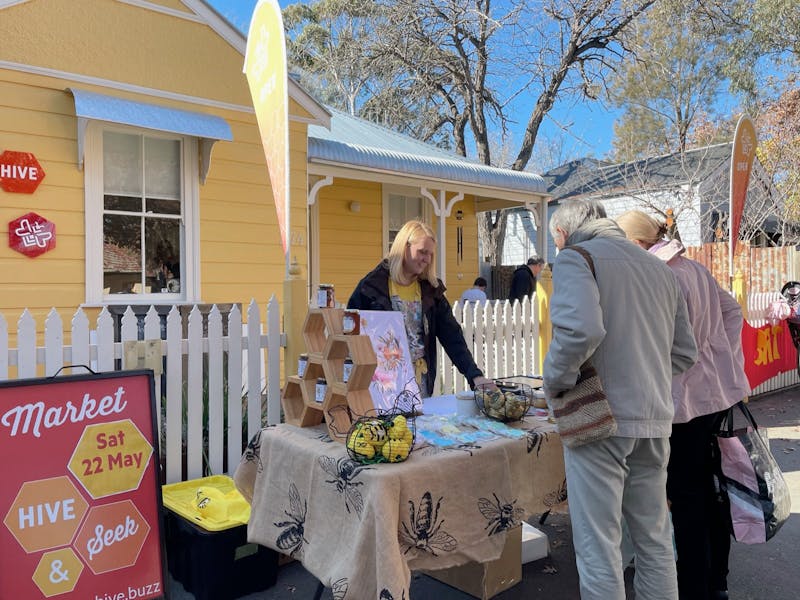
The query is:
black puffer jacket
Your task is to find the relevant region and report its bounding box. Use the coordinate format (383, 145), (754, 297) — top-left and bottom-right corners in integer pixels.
(347, 261), (483, 396)
(508, 264), (535, 303)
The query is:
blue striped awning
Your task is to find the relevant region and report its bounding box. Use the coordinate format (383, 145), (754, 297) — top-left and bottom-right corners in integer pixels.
(68, 88), (232, 182)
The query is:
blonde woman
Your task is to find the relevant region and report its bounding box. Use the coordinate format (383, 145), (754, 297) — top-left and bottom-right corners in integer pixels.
(616, 210), (750, 600)
(347, 220), (491, 397)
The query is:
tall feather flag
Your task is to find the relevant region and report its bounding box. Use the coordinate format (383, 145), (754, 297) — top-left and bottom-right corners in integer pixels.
(729, 115), (757, 283)
(244, 0), (290, 272)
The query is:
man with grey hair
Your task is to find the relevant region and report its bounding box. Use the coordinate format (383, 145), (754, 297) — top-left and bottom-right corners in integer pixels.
(543, 199), (697, 600)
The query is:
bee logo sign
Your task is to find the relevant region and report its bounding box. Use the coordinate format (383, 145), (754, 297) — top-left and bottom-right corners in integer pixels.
(0, 371), (166, 599)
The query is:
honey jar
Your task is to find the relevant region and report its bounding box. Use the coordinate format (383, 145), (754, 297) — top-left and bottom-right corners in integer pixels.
(315, 377), (327, 403)
(342, 309), (360, 335)
(297, 353), (309, 377)
(317, 284), (335, 308)
(343, 357), (353, 383)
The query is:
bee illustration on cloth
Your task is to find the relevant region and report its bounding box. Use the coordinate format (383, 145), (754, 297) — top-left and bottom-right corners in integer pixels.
(478, 493), (524, 535)
(243, 431), (264, 472)
(331, 578), (348, 600)
(539, 478), (568, 525)
(318, 455), (372, 517)
(543, 478), (568, 508)
(399, 491), (457, 556)
(380, 589), (406, 600)
(525, 429), (548, 456)
(274, 482), (308, 557)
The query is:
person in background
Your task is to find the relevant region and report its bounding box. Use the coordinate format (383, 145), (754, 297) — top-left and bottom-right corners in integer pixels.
(543, 199), (697, 600)
(616, 210), (749, 600)
(348, 220), (493, 397)
(508, 256), (544, 303)
(460, 276), (488, 303)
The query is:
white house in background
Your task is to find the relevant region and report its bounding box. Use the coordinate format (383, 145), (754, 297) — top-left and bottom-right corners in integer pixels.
(502, 207), (539, 265)
(538, 143), (782, 258)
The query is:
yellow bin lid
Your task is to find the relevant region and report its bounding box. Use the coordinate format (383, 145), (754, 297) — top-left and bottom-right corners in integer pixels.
(162, 475), (251, 532)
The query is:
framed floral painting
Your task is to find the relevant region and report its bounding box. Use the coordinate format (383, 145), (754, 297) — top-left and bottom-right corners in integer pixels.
(358, 310), (421, 411)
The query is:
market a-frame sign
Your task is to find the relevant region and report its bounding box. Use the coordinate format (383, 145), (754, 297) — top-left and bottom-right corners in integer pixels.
(0, 370), (166, 600)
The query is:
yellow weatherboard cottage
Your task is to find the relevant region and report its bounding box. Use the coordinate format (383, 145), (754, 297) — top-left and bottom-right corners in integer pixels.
(0, 0), (549, 380)
(0, 0), (322, 318)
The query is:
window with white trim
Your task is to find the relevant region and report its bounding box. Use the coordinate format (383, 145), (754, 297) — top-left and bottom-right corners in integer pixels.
(84, 123), (198, 304)
(382, 188), (430, 253)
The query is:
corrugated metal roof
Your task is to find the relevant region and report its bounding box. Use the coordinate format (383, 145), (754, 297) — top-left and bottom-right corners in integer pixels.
(542, 143), (733, 202)
(308, 108), (546, 195)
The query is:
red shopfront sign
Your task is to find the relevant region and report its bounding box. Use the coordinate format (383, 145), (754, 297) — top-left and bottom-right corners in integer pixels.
(0, 371), (166, 600)
(0, 150), (46, 194)
(9, 212), (56, 258)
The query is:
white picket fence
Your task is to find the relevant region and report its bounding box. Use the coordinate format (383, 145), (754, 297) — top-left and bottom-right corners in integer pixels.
(444, 292), (799, 397)
(1, 291), (793, 486)
(438, 296), (540, 393)
(0, 299), (282, 484)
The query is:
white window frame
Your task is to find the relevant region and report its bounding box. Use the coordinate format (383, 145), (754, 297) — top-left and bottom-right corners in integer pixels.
(83, 120), (200, 305)
(382, 185), (431, 253)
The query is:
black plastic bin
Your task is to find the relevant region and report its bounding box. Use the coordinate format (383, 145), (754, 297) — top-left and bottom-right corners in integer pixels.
(163, 507), (278, 600)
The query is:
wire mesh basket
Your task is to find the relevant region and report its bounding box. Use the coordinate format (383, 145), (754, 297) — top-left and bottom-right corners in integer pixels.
(329, 389), (420, 464)
(474, 378), (535, 422)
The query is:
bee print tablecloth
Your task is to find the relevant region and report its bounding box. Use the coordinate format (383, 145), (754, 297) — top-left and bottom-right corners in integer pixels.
(234, 420), (565, 599)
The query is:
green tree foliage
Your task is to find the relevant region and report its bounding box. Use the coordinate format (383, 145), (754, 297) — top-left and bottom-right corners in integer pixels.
(609, 0), (735, 161)
(283, 0), (382, 114)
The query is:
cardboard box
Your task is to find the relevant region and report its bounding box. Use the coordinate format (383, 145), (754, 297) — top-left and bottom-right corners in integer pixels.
(423, 525), (522, 599)
(521, 521), (549, 563)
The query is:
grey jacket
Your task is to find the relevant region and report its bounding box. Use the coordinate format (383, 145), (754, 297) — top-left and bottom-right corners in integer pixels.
(543, 219), (697, 438)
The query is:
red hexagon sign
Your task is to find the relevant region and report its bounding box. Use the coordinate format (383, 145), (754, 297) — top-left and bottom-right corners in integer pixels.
(9, 212), (56, 258)
(73, 500), (150, 575)
(0, 150), (45, 193)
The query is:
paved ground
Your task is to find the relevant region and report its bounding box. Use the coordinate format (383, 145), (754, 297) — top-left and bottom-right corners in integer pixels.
(169, 387), (800, 599)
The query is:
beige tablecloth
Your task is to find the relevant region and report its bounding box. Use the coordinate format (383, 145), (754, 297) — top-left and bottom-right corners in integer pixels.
(234, 418), (565, 599)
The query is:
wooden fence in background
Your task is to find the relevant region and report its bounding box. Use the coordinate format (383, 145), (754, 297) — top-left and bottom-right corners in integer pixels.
(685, 242), (799, 294)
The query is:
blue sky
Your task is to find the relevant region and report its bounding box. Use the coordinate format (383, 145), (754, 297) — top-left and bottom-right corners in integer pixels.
(207, 0), (619, 167)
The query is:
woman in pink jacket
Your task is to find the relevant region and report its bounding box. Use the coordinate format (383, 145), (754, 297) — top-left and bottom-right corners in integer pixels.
(616, 210), (750, 600)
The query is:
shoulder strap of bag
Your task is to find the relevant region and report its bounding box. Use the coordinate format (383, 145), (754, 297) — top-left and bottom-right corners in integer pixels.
(717, 400), (758, 437)
(563, 245), (596, 279)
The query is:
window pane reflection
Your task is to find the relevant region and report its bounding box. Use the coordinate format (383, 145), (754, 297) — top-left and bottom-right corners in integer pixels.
(146, 219), (181, 293)
(103, 214), (141, 294)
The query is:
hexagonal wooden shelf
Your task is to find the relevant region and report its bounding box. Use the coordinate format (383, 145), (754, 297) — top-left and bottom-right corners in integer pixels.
(293, 307), (380, 444)
(302, 308), (344, 353)
(299, 357), (326, 403)
(322, 335), (377, 390)
(281, 376), (323, 427)
(321, 389), (374, 441)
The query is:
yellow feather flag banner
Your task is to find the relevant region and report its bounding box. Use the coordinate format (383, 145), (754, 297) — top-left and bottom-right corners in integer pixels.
(729, 115), (756, 280)
(244, 0), (290, 263)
